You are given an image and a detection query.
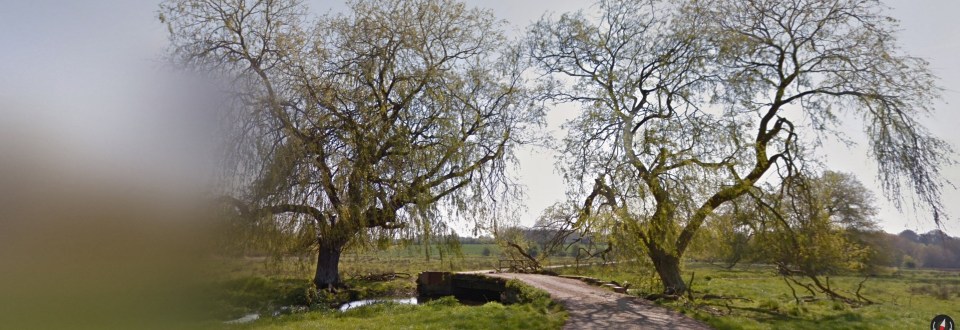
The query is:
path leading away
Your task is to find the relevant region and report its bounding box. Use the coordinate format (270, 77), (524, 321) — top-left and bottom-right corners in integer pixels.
(485, 273), (712, 330)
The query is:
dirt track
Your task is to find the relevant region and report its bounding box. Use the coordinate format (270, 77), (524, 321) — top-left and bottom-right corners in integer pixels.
(485, 273), (713, 330)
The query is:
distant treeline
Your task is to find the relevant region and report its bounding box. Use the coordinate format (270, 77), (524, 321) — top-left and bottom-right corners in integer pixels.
(678, 226), (960, 272)
(455, 228), (589, 247)
(864, 229), (960, 269)
(455, 236), (496, 245)
(761, 228), (960, 270)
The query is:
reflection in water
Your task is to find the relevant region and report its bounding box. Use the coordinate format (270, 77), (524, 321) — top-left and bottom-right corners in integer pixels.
(220, 297), (419, 324)
(339, 297), (418, 312)
(224, 313), (260, 324)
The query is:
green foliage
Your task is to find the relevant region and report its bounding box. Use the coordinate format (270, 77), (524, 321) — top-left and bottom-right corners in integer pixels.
(163, 0), (543, 287)
(686, 207), (755, 267)
(694, 172), (882, 280)
(423, 296), (460, 307)
(530, 0), (951, 296)
(285, 281), (319, 306)
(902, 255), (918, 269)
(503, 280), (552, 305)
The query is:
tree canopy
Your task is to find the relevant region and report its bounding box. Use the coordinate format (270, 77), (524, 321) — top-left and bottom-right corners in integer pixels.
(529, 0), (950, 294)
(160, 0), (543, 287)
(159, 0), (951, 294)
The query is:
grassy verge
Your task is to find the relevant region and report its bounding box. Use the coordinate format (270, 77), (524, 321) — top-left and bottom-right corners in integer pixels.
(210, 276), (415, 320)
(238, 296), (564, 330)
(231, 280), (566, 329)
(211, 246), (569, 329)
(556, 262), (960, 329)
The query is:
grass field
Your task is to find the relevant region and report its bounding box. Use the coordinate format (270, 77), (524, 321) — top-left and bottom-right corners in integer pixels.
(555, 262), (960, 329)
(214, 244), (568, 329)
(217, 244), (960, 329)
(216, 243), (580, 280)
(238, 292), (565, 330)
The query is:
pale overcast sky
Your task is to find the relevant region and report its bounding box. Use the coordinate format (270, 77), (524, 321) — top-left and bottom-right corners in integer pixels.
(1, 0), (958, 234)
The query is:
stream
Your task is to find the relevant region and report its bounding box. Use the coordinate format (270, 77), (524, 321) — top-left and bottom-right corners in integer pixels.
(338, 297), (418, 312)
(224, 313), (260, 324)
(222, 297), (420, 324)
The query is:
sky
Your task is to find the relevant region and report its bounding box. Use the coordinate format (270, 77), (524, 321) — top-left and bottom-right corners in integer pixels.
(1, 0), (958, 235)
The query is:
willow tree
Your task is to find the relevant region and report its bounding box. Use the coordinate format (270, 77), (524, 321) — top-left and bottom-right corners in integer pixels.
(748, 171), (880, 304)
(160, 0), (542, 288)
(531, 0), (950, 294)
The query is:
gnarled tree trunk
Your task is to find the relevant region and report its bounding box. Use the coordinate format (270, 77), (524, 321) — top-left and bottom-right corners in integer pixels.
(314, 239), (345, 289)
(649, 248), (686, 295)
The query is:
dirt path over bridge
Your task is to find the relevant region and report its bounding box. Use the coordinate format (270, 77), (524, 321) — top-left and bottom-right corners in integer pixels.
(485, 273), (712, 330)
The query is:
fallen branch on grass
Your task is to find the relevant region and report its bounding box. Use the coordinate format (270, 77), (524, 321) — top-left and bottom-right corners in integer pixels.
(700, 294), (753, 302)
(855, 275), (874, 304)
(503, 241), (542, 272)
(350, 272), (411, 282)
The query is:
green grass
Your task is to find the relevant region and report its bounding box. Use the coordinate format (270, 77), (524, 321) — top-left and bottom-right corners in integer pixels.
(210, 277), (317, 319)
(214, 245), (960, 329)
(213, 245), (569, 329)
(556, 262), (960, 329)
(209, 276), (417, 320)
(229, 281), (566, 330)
(218, 253), (960, 329)
(239, 296), (565, 330)
(213, 243), (581, 280)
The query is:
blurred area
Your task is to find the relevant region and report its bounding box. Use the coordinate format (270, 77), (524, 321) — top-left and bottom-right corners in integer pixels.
(0, 69), (230, 329)
(0, 164), (215, 329)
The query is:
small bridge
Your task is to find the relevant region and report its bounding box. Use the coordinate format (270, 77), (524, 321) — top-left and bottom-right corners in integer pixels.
(416, 272), (509, 303)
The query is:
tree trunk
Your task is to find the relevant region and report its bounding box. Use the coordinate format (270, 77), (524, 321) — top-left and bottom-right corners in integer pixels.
(314, 239), (344, 290)
(650, 248), (687, 295)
